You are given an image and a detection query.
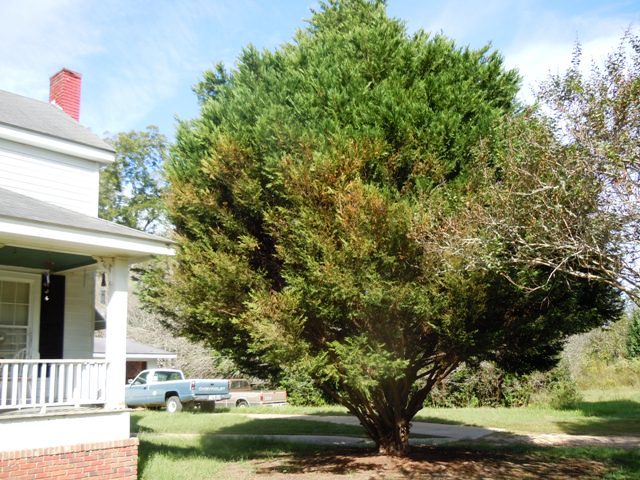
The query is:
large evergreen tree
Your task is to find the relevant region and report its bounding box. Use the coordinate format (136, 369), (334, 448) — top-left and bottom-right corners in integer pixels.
(142, 0), (622, 455)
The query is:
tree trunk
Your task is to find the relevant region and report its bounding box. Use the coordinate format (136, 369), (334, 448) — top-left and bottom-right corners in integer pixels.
(373, 419), (411, 456)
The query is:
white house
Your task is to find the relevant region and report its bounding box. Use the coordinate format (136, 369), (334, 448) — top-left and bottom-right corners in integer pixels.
(0, 69), (174, 480)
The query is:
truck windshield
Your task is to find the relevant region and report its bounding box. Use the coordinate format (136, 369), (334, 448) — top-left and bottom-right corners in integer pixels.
(132, 372), (148, 385)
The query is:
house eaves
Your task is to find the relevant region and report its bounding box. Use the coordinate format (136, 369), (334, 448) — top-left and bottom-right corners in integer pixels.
(0, 187), (175, 258)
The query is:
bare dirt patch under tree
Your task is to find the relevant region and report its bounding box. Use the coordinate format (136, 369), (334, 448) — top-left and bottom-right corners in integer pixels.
(241, 447), (608, 479)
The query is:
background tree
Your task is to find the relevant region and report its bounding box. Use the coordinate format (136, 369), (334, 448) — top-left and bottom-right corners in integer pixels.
(141, 0), (622, 455)
(627, 309), (640, 358)
(98, 126), (241, 376)
(99, 125), (168, 233)
(428, 33), (640, 302)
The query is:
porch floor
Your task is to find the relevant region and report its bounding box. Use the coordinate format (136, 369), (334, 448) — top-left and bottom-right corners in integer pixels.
(0, 404), (124, 420)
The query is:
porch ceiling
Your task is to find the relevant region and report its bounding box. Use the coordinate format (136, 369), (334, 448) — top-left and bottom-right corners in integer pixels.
(0, 245), (95, 272)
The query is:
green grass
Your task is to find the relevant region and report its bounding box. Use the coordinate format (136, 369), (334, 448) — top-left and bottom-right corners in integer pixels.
(137, 434), (640, 480)
(214, 404), (349, 415)
(415, 388), (640, 436)
(448, 442), (640, 480)
(132, 410), (364, 437)
(138, 434), (331, 479)
(134, 389), (640, 479)
(133, 387), (640, 438)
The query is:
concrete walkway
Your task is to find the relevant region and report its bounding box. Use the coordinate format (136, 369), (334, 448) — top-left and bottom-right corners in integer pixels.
(244, 413), (640, 448)
(247, 414), (500, 440)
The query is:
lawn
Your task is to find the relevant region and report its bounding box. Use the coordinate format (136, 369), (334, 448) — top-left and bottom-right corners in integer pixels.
(415, 388), (640, 436)
(133, 410), (363, 437)
(133, 388), (640, 479)
(136, 433), (640, 479)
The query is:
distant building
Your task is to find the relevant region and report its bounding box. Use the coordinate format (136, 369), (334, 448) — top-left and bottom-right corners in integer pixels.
(93, 335), (177, 381)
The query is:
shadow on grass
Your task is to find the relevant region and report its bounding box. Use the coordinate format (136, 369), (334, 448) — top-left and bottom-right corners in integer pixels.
(556, 399), (640, 436)
(137, 429), (639, 480)
(137, 434), (352, 477)
(214, 406), (353, 416)
(133, 401), (640, 479)
(131, 412), (156, 434)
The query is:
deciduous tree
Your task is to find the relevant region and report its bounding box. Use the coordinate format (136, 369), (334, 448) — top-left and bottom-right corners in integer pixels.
(99, 125), (168, 233)
(433, 33), (640, 302)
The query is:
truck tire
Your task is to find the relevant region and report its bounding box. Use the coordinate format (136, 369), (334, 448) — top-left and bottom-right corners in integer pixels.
(236, 399), (249, 408)
(166, 396), (183, 413)
(200, 402), (216, 413)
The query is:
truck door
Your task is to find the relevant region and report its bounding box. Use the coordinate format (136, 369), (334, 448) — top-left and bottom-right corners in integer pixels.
(126, 371), (149, 406)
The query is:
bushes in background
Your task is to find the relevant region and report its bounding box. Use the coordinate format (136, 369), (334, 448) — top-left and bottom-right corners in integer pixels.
(426, 361), (581, 409)
(278, 365), (329, 406)
(564, 311), (640, 389)
(627, 309), (640, 358)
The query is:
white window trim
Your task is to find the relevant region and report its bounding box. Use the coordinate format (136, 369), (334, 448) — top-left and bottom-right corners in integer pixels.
(0, 270), (42, 358)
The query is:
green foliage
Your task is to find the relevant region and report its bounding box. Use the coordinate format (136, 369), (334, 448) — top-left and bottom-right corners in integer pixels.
(564, 314), (640, 390)
(427, 362), (582, 409)
(585, 318), (630, 364)
(99, 125), (168, 233)
(140, 0), (623, 454)
(627, 310), (640, 358)
(427, 362), (532, 408)
(278, 364), (328, 407)
(541, 364), (583, 410)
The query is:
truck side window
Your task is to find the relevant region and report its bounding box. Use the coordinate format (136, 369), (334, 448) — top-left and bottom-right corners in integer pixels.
(132, 372), (148, 386)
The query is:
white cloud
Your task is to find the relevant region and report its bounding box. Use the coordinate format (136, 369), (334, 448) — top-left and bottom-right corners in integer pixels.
(0, 0), (103, 100)
(502, 9), (635, 103)
(391, 0), (637, 104)
(506, 34), (626, 103)
(0, 0), (229, 134)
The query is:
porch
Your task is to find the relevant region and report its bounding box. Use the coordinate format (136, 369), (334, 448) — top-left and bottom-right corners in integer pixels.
(0, 250), (137, 452)
(0, 358), (107, 412)
(0, 355), (130, 454)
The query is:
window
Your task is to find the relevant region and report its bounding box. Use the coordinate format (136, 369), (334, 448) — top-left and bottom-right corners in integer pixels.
(231, 380), (250, 390)
(132, 371), (148, 385)
(0, 280), (31, 358)
(155, 371), (182, 382)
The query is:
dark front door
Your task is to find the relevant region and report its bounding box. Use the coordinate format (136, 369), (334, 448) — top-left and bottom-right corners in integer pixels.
(39, 274), (65, 359)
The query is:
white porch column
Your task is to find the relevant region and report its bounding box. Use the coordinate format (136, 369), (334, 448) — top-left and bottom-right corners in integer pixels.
(105, 257), (129, 409)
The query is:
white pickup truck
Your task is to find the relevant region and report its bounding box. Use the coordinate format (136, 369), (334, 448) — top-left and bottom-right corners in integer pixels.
(214, 379), (287, 408)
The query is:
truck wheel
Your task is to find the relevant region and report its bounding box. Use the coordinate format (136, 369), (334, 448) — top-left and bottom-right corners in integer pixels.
(166, 396), (183, 413)
(236, 400), (249, 408)
(200, 402), (216, 413)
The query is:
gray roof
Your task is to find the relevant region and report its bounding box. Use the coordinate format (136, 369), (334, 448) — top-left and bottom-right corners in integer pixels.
(94, 336), (176, 358)
(0, 186), (173, 245)
(0, 89), (114, 152)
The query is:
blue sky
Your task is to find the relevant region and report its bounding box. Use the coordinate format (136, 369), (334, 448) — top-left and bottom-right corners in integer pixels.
(1, 0), (638, 140)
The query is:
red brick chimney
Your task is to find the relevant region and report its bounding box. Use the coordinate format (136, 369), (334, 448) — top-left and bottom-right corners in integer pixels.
(49, 68), (82, 121)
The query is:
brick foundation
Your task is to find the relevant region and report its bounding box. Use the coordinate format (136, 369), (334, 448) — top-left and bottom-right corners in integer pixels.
(0, 438), (138, 480)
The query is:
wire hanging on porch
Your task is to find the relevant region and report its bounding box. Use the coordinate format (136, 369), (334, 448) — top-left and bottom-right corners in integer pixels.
(43, 259), (54, 302)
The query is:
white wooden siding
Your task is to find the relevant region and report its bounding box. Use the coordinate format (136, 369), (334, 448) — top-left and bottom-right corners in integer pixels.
(0, 138), (100, 217)
(63, 270), (95, 358)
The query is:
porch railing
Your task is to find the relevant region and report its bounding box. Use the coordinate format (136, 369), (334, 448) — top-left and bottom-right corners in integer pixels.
(0, 359), (108, 411)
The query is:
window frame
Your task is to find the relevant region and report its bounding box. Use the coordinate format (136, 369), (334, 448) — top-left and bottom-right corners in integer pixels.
(0, 271), (42, 359)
